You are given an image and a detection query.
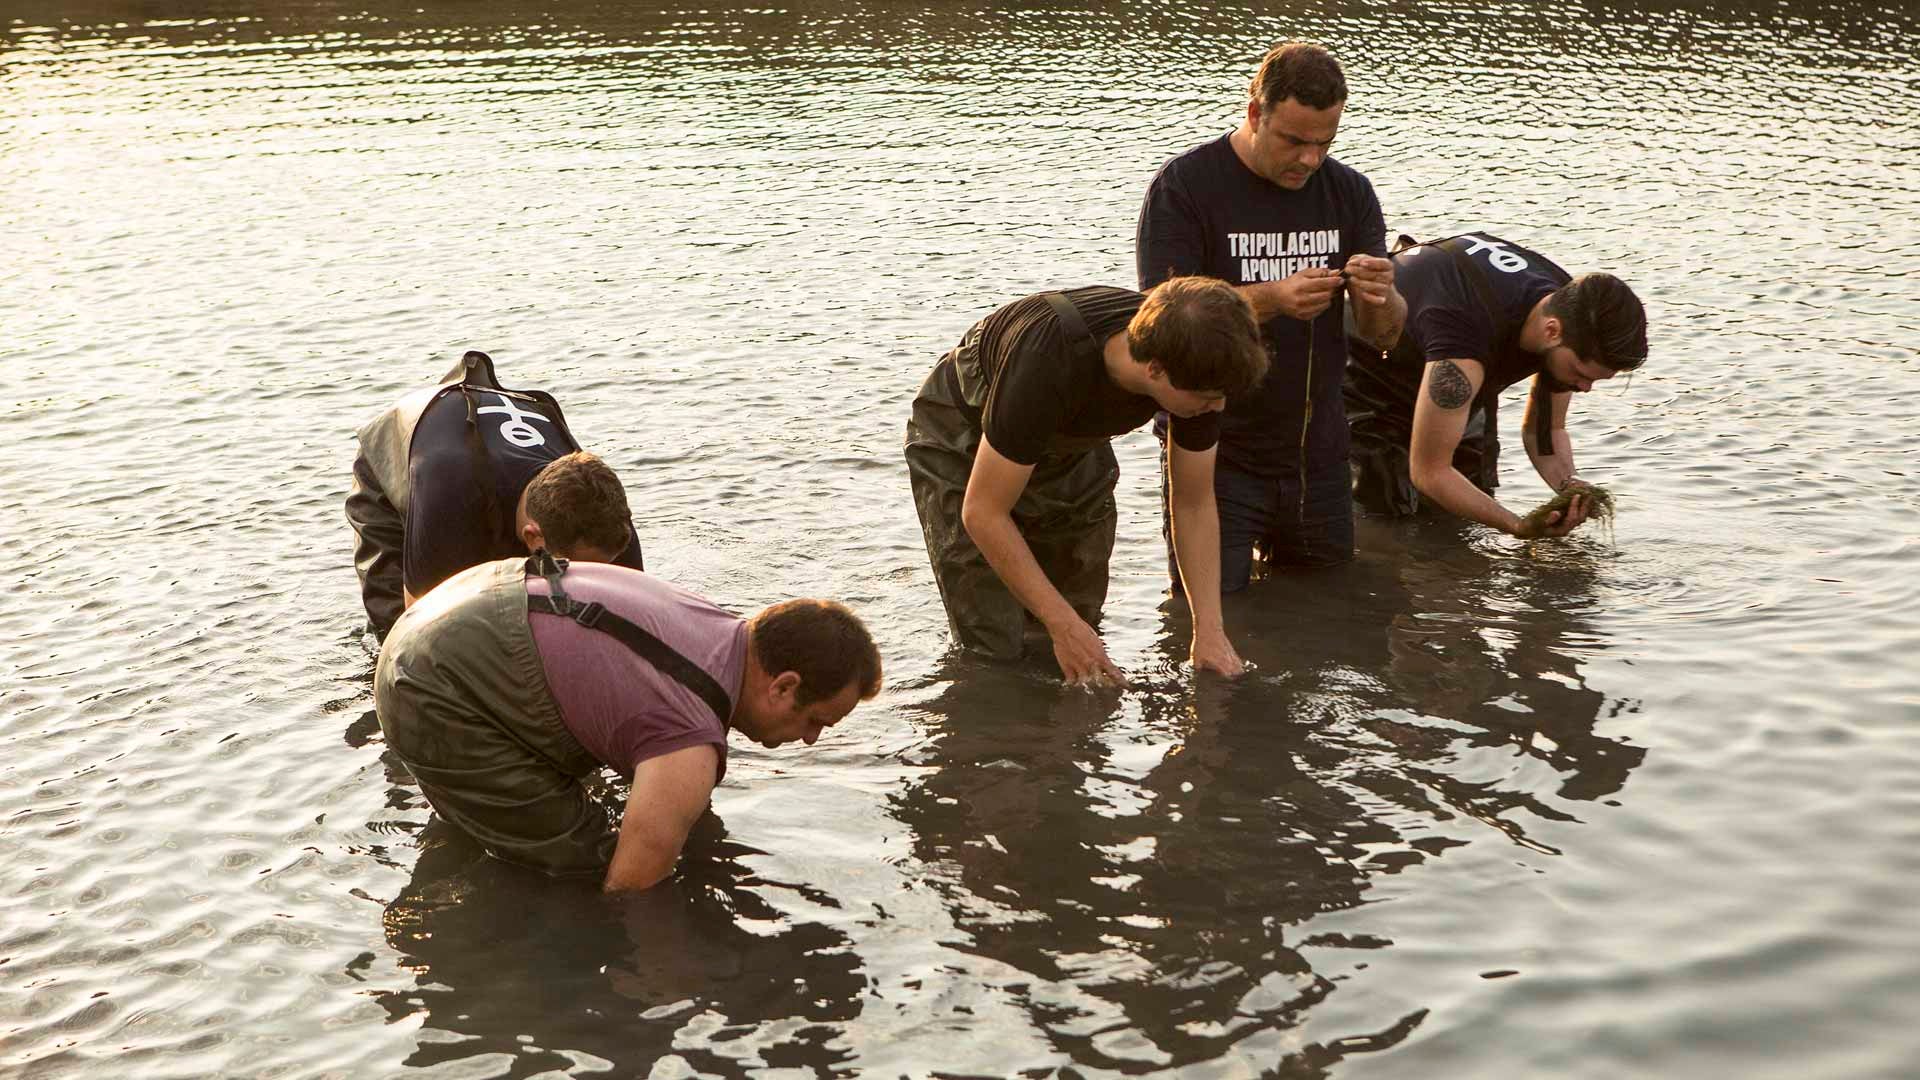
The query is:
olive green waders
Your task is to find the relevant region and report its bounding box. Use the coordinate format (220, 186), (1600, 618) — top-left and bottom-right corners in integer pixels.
(375, 558), (616, 874)
(904, 340), (1119, 661)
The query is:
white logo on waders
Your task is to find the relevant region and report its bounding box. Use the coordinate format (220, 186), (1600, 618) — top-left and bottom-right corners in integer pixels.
(475, 394), (553, 448)
(1462, 236), (1530, 274)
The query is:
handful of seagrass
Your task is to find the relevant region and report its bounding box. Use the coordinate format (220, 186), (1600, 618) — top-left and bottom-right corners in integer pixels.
(1519, 479), (1615, 538)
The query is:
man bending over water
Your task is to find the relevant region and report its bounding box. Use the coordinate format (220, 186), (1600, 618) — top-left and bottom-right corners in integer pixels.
(375, 550), (881, 892)
(905, 277), (1268, 682)
(347, 350), (644, 637)
(1345, 232), (1649, 536)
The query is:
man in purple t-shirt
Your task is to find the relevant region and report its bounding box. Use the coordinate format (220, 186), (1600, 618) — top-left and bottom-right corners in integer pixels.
(375, 553), (883, 893)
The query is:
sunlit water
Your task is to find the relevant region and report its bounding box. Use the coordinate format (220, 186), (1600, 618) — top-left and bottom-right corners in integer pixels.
(4, 1), (1918, 1076)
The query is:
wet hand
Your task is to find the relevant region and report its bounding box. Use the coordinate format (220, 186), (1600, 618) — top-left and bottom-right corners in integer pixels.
(1190, 631), (1246, 678)
(1051, 617), (1124, 688)
(1343, 254), (1394, 307)
(1272, 268), (1345, 321)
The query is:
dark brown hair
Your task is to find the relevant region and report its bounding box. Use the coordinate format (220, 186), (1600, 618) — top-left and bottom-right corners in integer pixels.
(523, 451), (631, 556)
(1249, 42), (1347, 112)
(1127, 276), (1269, 396)
(749, 599), (883, 706)
(1545, 274), (1648, 371)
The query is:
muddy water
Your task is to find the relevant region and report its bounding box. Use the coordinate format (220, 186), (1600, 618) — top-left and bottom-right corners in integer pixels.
(4, 1), (1918, 1076)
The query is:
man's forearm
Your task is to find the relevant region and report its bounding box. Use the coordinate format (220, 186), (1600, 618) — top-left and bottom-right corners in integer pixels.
(1524, 428), (1580, 492)
(965, 508), (1082, 632)
(604, 837), (676, 893)
(1413, 464), (1524, 535)
(1234, 281), (1285, 323)
(1170, 492), (1227, 641)
(1353, 287), (1406, 349)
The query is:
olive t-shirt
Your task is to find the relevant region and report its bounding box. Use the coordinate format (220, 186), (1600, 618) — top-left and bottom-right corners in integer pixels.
(955, 286), (1221, 467)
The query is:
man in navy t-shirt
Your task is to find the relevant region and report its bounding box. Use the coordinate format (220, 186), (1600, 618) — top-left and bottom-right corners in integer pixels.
(1137, 42), (1405, 589)
(1344, 233), (1649, 536)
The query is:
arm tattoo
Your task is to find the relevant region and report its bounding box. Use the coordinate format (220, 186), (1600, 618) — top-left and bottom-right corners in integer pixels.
(1427, 360), (1474, 410)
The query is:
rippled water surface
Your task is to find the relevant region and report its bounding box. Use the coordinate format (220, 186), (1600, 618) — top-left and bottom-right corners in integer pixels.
(5, 1), (1919, 1076)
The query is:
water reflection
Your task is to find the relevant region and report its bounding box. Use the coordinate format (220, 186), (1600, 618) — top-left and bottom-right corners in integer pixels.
(374, 807), (865, 1077)
(4, 0), (1914, 1075)
(892, 526), (1640, 1069)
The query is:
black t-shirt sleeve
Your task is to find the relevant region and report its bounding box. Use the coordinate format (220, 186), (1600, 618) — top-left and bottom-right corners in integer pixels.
(1168, 411), (1221, 452)
(1413, 301), (1496, 365)
(982, 342), (1077, 466)
(1347, 171), (1388, 261)
(1136, 165), (1207, 290)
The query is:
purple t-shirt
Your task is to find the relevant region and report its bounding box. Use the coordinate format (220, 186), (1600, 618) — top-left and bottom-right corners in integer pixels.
(527, 563), (745, 781)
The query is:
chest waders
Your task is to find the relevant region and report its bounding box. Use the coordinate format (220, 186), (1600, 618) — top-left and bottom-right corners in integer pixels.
(902, 294), (1121, 660)
(374, 555), (729, 876)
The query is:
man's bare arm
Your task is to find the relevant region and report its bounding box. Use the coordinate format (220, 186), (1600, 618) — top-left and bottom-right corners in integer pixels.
(1409, 358), (1526, 533)
(1411, 360), (1587, 538)
(604, 743), (721, 893)
(962, 437), (1121, 685)
(1167, 442), (1243, 677)
(1521, 376), (1580, 492)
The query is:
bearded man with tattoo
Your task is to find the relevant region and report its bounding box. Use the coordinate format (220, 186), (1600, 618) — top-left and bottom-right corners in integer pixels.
(1344, 233), (1648, 538)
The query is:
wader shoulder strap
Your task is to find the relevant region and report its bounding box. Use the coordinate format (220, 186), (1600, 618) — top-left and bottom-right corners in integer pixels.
(524, 554), (734, 724)
(461, 386), (507, 543)
(1435, 237), (1556, 457)
(1042, 291), (1102, 364)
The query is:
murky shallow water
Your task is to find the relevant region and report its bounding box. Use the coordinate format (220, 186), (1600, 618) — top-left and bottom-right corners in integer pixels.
(4, 1), (1918, 1076)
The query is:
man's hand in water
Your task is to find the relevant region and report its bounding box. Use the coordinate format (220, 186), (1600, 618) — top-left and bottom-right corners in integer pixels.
(1049, 615), (1123, 687)
(1191, 629), (1246, 678)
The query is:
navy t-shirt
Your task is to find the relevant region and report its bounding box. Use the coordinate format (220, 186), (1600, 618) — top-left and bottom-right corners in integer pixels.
(1137, 134), (1386, 478)
(403, 386), (642, 598)
(1345, 233), (1571, 437)
(956, 286), (1221, 466)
